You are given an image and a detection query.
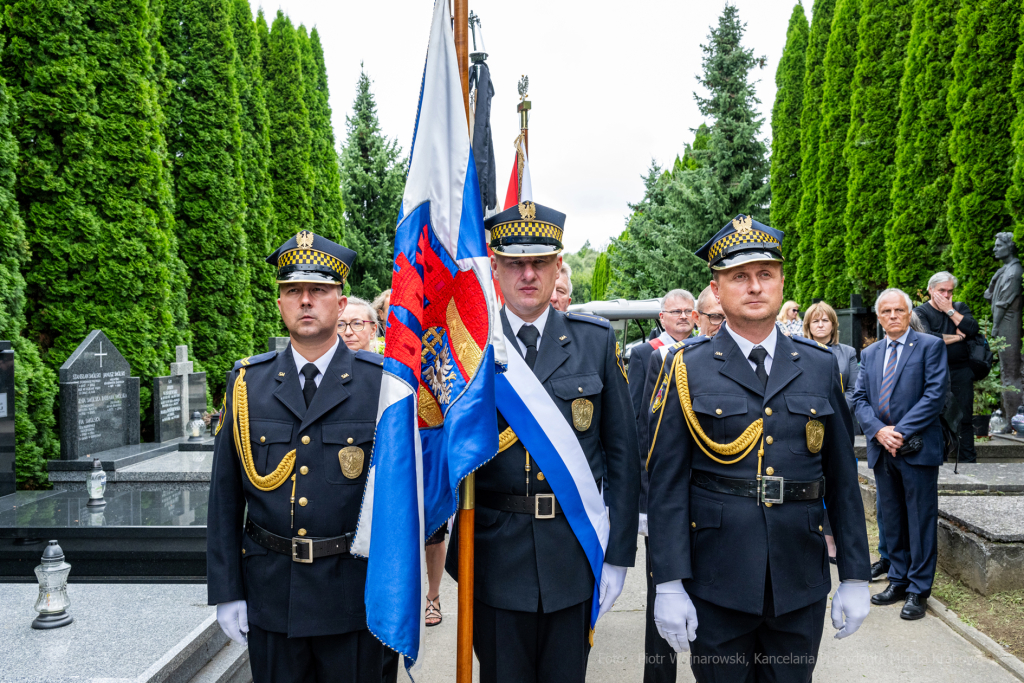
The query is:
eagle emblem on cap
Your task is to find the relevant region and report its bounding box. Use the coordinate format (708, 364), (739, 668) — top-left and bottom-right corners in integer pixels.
(296, 230), (314, 249)
(732, 215), (753, 234)
(518, 201), (536, 221)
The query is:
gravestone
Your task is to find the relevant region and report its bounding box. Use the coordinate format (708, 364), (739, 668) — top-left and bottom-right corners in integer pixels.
(188, 372), (207, 416)
(0, 343), (13, 496)
(58, 330), (140, 460)
(268, 337), (290, 353)
(153, 375), (184, 442)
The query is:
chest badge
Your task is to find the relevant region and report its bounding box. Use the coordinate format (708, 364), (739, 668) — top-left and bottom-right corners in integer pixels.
(806, 419), (824, 454)
(338, 446), (364, 479)
(572, 398), (594, 431)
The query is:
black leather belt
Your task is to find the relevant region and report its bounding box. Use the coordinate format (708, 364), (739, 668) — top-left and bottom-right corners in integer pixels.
(477, 490), (562, 519)
(691, 470), (825, 505)
(245, 518), (354, 564)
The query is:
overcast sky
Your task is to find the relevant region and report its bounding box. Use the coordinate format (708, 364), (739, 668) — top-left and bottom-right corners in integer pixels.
(257, 0), (804, 252)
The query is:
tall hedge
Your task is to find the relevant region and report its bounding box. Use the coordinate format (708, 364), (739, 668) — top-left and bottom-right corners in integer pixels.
(232, 0), (281, 347)
(946, 0), (1021, 315)
(1006, 7), (1024, 247)
(770, 3), (809, 298)
(793, 0), (836, 303)
(887, 0), (961, 293)
(812, 0), (859, 306)
(592, 252), (610, 301)
(264, 10), (313, 244)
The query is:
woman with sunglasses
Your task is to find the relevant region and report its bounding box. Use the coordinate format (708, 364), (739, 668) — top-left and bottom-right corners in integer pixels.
(776, 299), (803, 337)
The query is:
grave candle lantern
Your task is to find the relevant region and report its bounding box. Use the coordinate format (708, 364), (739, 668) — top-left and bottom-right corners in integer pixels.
(31, 540), (74, 629)
(86, 459), (106, 508)
(186, 411), (205, 441)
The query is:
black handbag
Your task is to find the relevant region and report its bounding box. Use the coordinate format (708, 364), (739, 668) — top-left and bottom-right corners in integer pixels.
(967, 334), (994, 382)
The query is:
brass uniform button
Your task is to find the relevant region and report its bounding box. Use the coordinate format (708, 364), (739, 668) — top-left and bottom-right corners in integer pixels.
(691, 522), (696, 528)
(260, 436), (266, 443)
(765, 407), (772, 416)
(818, 525), (823, 532)
(766, 436), (773, 445)
(765, 502), (773, 507)
(300, 466), (309, 475)
(715, 408), (722, 415)
(537, 472), (545, 481)
(347, 438), (354, 444)
(578, 387), (583, 393)
(242, 549), (246, 555)
(298, 529), (307, 537)
(302, 435), (310, 445)
(299, 497), (308, 507)
(766, 467), (774, 476)
(811, 409), (817, 415)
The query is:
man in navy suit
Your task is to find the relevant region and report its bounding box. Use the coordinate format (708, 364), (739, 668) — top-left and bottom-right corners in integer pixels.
(851, 288), (948, 620)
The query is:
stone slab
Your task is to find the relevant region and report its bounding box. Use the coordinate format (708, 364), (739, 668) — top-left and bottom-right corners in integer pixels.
(154, 375), (185, 442)
(47, 436), (214, 476)
(855, 434), (1024, 462)
(857, 461), (990, 492)
(0, 350), (13, 497)
(938, 495), (1024, 542)
(937, 518), (1024, 596)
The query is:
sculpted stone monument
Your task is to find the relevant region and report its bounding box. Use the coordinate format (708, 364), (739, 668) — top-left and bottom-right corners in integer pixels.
(984, 232), (1024, 418)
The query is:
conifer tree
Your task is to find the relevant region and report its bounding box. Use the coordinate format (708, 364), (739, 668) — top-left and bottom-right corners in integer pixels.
(231, 0), (281, 346)
(339, 68), (406, 300)
(793, 0), (836, 303)
(1005, 9), (1024, 249)
(264, 10), (313, 244)
(256, 9), (270, 77)
(887, 0), (960, 293)
(161, 0), (253, 394)
(770, 3), (809, 298)
(947, 0), (1021, 314)
(812, 0), (859, 305)
(591, 252), (610, 301)
(843, 0), (912, 296)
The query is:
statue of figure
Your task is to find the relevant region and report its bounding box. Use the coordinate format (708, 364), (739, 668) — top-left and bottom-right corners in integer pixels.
(984, 232), (1023, 418)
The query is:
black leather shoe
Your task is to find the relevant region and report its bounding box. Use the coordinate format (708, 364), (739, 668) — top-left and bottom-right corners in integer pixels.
(871, 582), (907, 606)
(870, 558), (890, 581)
(901, 593), (927, 620)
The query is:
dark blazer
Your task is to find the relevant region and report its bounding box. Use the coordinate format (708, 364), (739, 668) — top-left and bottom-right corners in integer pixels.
(645, 328), (870, 617)
(207, 340), (383, 638)
(628, 339), (667, 514)
(447, 306), (641, 613)
(851, 328), (948, 468)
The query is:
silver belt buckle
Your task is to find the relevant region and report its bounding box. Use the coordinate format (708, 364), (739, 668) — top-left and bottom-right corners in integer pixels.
(292, 537), (314, 563)
(534, 494), (556, 519)
(761, 476), (784, 505)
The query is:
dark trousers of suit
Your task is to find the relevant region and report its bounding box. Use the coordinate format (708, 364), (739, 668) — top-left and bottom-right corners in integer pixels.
(644, 536), (678, 683)
(873, 454), (939, 597)
(473, 598), (591, 683)
(951, 366), (977, 463)
(248, 624), (398, 683)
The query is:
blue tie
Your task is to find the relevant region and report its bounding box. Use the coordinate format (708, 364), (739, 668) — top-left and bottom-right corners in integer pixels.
(878, 341), (900, 424)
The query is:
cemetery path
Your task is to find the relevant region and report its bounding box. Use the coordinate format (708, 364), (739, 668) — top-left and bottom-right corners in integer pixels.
(400, 537), (1022, 683)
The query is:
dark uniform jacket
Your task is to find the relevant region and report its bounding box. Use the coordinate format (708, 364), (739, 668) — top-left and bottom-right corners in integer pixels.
(645, 326), (870, 617)
(447, 306), (641, 614)
(628, 340), (659, 515)
(207, 340), (383, 638)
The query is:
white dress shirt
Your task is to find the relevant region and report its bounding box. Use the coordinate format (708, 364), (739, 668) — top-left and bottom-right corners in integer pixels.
(881, 327), (911, 379)
(504, 306), (551, 357)
(292, 335), (340, 390)
(724, 323), (778, 375)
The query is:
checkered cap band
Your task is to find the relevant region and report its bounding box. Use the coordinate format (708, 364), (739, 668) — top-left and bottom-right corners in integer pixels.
(707, 230), (780, 261)
(278, 248), (350, 281)
(489, 221), (564, 243)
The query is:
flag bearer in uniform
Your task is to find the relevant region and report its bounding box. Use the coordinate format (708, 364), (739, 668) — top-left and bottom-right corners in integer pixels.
(207, 231), (397, 683)
(447, 200), (641, 683)
(645, 216), (871, 683)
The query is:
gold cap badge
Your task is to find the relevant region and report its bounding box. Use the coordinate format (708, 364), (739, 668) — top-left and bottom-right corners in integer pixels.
(296, 230), (314, 249)
(518, 201), (537, 221)
(732, 215), (753, 234)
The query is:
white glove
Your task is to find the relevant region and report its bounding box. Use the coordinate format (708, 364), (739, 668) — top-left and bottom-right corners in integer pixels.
(217, 600), (249, 646)
(831, 580), (870, 639)
(638, 513), (649, 536)
(654, 580), (698, 652)
(597, 563), (628, 621)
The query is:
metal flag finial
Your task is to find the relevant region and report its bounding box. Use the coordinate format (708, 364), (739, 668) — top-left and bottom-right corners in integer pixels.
(518, 75), (529, 101)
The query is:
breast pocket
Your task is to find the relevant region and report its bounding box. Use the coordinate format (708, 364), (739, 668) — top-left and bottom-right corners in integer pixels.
(783, 394), (834, 456)
(322, 421), (375, 485)
(249, 420), (293, 474)
(691, 394), (748, 444)
(549, 373), (603, 437)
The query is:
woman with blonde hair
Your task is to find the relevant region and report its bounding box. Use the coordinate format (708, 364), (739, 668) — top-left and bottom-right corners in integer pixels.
(777, 300), (802, 336)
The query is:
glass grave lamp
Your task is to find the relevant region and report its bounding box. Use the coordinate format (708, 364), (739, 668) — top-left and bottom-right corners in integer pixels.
(86, 459), (106, 508)
(990, 409), (1008, 436)
(187, 411), (205, 441)
(32, 540), (74, 629)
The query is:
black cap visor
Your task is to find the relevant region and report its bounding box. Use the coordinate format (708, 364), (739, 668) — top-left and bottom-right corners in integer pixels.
(276, 265), (342, 285)
(711, 249), (785, 271)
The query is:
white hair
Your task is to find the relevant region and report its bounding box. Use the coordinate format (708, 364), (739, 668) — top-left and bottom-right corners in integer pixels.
(927, 271), (957, 291)
(663, 288), (695, 308)
(874, 288), (913, 314)
(558, 262), (573, 296)
(343, 296), (378, 326)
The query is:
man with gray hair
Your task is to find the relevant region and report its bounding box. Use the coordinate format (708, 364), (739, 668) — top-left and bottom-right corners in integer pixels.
(550, 262), (573, 311)
(913, 271), (979, 463)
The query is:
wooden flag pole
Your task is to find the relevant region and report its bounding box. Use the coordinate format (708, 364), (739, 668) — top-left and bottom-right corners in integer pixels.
(453, 3), (475, 683)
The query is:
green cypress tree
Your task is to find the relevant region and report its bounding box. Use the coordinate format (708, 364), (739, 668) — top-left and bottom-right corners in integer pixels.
(2, 0), (185, 428)
(298, 26), (345, 245)
(1006, 8), (1024, 248)
(161, 0), (252, 395)
(592, 252), (610, 301)
(264, 10), (313, 244)
(812, 0), (860, 305)
(339, 68), (406, 300)
(947, 0), (1021, 314)
(843, 0), (913, 296)
(231, 0), (281, 347)
(887, 0), (960, 293)
(793, 0), (837, 303)
(256, 8), (270, 77)
(770, 3), (809, 298)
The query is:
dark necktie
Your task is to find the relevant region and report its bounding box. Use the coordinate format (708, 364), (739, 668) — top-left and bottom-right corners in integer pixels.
(300, 363), (319, 408)
(517, 325), (540, 371)
(879, 340), (900, 424)
(748, 346), (769, 389)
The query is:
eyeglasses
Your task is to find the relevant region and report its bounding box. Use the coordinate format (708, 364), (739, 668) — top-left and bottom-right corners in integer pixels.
(698, 311), (726, 324)
(339, 320), (374, 332)
(661, 309), (694, 318)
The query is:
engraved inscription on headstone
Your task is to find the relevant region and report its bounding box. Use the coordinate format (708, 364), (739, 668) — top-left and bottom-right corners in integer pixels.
(153, 375), (184, 442)
(0, 347), (14, 496)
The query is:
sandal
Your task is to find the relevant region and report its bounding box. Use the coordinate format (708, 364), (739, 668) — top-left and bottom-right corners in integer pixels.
(425, 595), (442, 627)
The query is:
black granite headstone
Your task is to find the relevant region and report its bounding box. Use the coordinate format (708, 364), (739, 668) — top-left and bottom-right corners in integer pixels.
(268, 337), (290, 353)
(0, 347), (13, 496)
(58, 330), (140, 460)
(153, 375), (184, 442)
(187, 372), (207, 416)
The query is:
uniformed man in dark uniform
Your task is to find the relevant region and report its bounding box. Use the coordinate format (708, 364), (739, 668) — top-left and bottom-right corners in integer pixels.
(645, 216), (871, 682)
(207, 230), (397, 683)
(446, 201), (640, 683)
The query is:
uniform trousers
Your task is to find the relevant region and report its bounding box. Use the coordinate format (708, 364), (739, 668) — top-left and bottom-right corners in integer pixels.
(247, 623), (398, 683)
(473, 597), (591, 683)
(644, 536), (678, 683)
(874, 453), (939, 597)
